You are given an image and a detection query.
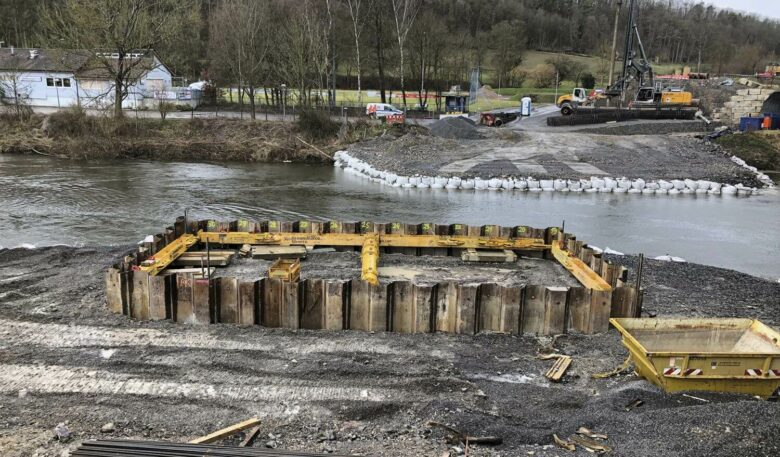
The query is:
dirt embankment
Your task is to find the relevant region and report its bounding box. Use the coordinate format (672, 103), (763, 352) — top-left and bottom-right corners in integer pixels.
(0, 110), (386, 163)
(716, 131), (780, 172)
(0, 246), (778, 456)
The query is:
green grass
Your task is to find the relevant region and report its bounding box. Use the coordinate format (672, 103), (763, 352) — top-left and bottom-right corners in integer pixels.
(716, 131), (780, 171)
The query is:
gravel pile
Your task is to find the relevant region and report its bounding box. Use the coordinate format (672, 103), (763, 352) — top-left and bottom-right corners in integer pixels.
(429, 116), (482, 140)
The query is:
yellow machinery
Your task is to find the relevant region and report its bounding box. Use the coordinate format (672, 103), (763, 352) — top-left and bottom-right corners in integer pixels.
(611, 318), (780, 398)
(136, 229), (608, 291)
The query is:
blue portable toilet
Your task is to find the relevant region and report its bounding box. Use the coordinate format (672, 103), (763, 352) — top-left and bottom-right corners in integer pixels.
(521, 96), (532, 116)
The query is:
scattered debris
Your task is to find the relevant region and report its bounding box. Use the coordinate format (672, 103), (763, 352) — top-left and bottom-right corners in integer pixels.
(239, 426), (262, 447)
(569, 434), (613, 453)
(426, 421), (502, 446)
(553, 433), (576, 451)
(54, 422), (71, 442)
(190, 417), (262, 444)
(624, 398), (644, 411)
(682, 393), (710, 403)
(100, 422), (116, 433)
(543, 354), (573, 382)
(576, 427), (608, 440)
(591, 356), (632, 379)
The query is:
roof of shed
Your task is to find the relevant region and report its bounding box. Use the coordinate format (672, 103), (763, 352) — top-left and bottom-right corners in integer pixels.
(0, 48), (92, 72)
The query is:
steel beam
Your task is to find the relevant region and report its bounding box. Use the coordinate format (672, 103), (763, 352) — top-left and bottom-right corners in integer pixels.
(551, 241), (612, 291)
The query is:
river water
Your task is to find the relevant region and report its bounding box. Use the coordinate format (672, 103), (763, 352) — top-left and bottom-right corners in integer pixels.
(1, 155), (778, 279)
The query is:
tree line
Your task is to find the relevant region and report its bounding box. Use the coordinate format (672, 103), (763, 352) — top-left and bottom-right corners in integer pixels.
(2, 0), (779, 117)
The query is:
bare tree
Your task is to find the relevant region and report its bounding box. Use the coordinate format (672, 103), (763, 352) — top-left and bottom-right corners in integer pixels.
(390, 0), (422, 108)
(42, 0), (196, 117)
(209, 0), (271, 119)
(344, 0), (367, 106)
(0, 68), (33, 120)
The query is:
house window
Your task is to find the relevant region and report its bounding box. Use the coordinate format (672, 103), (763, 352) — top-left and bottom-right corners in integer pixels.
(47, 78), (71, 87)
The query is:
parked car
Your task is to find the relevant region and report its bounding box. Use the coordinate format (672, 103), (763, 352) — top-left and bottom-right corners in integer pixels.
(366, 103), (403, 118)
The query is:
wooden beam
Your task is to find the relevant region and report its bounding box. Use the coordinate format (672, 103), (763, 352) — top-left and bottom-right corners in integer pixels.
(138, 234), (199, 276)
(189, 417), (262, 444)
(551, 241), (612, 291)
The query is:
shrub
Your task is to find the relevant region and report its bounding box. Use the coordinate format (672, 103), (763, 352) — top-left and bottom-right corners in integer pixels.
(530, 63), (557, 88)
(580, 72), (596, 89)
(297, 108), (339, 140)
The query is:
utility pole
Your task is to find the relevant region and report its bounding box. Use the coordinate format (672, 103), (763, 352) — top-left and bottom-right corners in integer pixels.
(608, 0), (623, 87)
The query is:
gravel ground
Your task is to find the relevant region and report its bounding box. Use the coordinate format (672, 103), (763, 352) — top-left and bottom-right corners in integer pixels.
(347, 125), (759, 186)
(216, 251), (579, 287)
(0, 246), (778, 457)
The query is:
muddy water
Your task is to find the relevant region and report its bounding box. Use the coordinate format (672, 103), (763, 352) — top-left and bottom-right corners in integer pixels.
(1, 155), (779, 279)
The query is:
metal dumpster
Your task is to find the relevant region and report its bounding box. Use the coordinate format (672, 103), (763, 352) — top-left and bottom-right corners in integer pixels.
(611, 318), (780, 398)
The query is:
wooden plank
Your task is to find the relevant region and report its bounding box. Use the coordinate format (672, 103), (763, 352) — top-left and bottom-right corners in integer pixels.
(261, 278), (283, 328)
(175, 274), (195, 324)
(282, 281), (300, 329)
(435, 282), (458, 333)
(611, 286), (639, 319)
(567, 286), (591, 333)
(499, 285), (523, 334)
(189, 417), (262, 444)
(413, 284), (434, 333)
(238, 280), (257, 325)
(477, 283), (502, 333)
(250, 246), (307, 260)
(192, 278), (212, 325)
(551, 241), (611, 291)
(589, 289), (612, 333)
(105, 268), (123, 314)
(348, 279), (387, 332)
(521, 285), (547, 334)
(301, 279), (325, 329)
(544, 286), (569, 335)
(130, 270), (150, 320)
(148, 274), (167, 320)
(390, 281), (433, 333)
(219, 277), (239, 323)
(324, 281), (345, 330)
(456, 284), (478, 335)
(544, 355), (572, 382)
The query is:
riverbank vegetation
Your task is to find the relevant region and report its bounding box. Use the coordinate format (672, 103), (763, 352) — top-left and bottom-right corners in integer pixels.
(0, 108), (388, 162)
(716, 131), (780, 172)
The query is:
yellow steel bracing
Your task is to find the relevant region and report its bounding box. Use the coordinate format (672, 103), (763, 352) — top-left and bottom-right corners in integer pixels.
(361, 233), (380, 285)
(551, 241), (612, 291)
(138, 234), (199, 276)
(197, 231), (549, 250)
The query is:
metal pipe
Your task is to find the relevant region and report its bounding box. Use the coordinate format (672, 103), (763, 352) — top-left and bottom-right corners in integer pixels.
(635, 253), (644, 317)
(360, 233), (379, 285)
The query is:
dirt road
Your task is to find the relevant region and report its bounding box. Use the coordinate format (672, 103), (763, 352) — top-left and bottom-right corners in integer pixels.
(0, 246), (778, 456)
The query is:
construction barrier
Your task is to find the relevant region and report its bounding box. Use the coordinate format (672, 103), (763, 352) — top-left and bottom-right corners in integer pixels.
(106, 218), (642, 336)
(546, 107), (698, 126)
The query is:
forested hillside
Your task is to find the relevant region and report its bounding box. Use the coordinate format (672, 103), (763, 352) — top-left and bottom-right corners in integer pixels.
(1, 0), (778, 92)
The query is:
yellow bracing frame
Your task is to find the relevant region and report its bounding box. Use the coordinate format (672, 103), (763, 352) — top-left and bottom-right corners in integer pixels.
(551, 240), (612, 291)
(138, 234), (199, 276)
(139, 230), (609, 292)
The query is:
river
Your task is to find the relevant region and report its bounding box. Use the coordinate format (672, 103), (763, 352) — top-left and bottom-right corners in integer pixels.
(1, 155), (778, 279)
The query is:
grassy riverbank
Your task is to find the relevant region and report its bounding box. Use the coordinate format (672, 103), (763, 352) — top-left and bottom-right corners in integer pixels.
(0, 109), (387, 162)
(716, 131), (780, 172)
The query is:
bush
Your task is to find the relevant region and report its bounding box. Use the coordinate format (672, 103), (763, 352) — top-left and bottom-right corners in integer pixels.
(509, 67), (528, 88)
(530, 63), (557, 88)
(297, 109), (339, 140)
(580, 72), (596, 89)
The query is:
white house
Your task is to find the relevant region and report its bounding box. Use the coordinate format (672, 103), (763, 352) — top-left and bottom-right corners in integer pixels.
(0, 47), (178, 109)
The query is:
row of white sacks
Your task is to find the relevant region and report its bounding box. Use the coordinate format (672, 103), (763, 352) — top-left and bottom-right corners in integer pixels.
(334, 151), (762, 196)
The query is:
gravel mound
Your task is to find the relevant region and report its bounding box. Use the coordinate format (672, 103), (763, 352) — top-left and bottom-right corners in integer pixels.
(430, 116), (482, 140)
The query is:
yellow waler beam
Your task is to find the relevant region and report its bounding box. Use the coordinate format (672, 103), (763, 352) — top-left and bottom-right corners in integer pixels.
(197, 231), (549, 250)
(361, 233), (380, 285)
(138, 234), (198, 276)
(551, 241), (612, 291)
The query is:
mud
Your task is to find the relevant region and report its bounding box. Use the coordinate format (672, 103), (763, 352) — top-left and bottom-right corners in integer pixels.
(216, 251), (579, 287)
(0, 246), (778, 457)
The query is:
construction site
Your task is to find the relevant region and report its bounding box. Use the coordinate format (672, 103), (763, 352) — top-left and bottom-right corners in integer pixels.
(1, 1), (780, 457)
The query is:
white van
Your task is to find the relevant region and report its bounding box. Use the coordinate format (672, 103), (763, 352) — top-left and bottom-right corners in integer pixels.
(366, 103), (403, 118)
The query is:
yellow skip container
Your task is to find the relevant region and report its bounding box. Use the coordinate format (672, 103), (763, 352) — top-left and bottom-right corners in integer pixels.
(611, 318), (780, 399)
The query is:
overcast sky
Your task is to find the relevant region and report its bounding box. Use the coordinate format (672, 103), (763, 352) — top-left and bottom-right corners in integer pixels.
(705, 0), (780, 20)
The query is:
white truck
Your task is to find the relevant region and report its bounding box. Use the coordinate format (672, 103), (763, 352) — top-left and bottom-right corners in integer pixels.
(366, 103), (403, 118)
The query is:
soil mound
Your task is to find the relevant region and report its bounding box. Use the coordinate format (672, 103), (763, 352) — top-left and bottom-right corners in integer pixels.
(429, 116), (481, 140)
